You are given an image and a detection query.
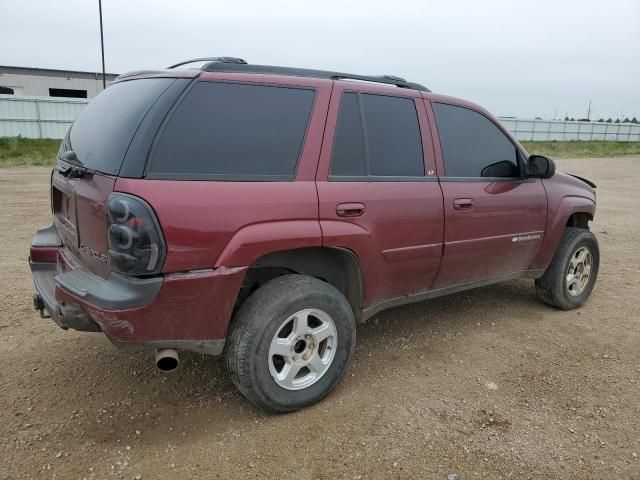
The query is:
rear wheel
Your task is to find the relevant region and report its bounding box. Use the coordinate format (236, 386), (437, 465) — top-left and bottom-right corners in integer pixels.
(226, 274), (356, 412)
(535, 227), (599, 309)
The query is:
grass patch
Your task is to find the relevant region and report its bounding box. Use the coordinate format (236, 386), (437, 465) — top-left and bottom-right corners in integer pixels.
(1, 137), (639, 168)
(521, 141), (640, 158)
(0, 137), (59, 167)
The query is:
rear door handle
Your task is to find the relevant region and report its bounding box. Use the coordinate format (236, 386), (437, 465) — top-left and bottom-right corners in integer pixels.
(453, 198), (474, 210)
(336, 202), (366, 217)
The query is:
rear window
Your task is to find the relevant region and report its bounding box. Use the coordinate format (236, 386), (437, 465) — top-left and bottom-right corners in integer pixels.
(148, 82), (315, 180)
(67, 78), (175, 175)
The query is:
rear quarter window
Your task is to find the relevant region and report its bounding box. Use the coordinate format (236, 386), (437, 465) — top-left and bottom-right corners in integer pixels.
(68, 78), (175, 175)
(148, 82), (315, 180)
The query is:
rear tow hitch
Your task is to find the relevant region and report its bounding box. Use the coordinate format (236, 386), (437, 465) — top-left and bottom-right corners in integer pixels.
(33, 293), (51, 319)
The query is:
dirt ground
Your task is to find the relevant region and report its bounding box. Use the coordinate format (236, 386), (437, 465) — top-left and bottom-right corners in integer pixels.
(1, 157), (639, 480)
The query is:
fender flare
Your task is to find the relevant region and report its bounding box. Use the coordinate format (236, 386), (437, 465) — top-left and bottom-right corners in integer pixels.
(215, 220), (322, 267)
(532, 195), (595, 270)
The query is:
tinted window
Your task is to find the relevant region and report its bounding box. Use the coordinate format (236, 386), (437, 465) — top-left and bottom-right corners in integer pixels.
(432, 103), (519, 178)
(330, 93), (424, 178)
(69, 78), (174, 175)
(150, 82), (315, 179)
(361, 94), (424, 176)
(330, 93), (366, 176)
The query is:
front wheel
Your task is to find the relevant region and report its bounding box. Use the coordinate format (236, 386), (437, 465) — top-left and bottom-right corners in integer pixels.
(226, 274), (356, 413)
(535, 227), (600, 309)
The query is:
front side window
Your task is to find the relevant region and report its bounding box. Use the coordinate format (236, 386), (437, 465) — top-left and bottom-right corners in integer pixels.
(149, 82), (315, 179)
(432, 103), (520, 178)
(330, 92), (424, 178)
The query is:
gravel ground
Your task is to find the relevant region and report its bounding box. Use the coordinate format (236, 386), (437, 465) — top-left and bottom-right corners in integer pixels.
(1, 157), (639, 480)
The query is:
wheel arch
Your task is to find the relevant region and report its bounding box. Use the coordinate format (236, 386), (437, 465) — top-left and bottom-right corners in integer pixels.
(234, 246), (364, 319)
(566, 211), (593, 229)
(532, 195), (596, 270)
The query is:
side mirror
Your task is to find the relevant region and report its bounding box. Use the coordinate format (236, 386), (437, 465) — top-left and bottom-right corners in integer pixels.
(527, 155), (556, 179)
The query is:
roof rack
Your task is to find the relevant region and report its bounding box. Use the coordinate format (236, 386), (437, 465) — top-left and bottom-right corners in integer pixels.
(167, 57), (247, 69)
(168, 57), (430, 92)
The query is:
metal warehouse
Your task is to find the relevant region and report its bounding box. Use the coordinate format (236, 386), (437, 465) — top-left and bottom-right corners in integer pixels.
(0, 66), (118, 98)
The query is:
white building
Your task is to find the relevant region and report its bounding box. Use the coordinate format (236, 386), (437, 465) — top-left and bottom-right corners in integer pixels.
(0, 65), (118, 98)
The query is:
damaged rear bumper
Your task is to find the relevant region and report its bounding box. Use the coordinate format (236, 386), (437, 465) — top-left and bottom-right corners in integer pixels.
(29, 224), (247, 355)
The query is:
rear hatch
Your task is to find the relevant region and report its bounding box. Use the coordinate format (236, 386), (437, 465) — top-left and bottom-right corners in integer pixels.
(52, 75), (192, 278)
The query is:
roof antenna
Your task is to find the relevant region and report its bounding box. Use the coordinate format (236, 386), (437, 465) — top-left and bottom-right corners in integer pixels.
(98, 0), (106, 89)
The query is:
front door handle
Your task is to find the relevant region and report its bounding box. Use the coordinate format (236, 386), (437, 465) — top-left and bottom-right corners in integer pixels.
(336, 202), (366, 217)
(453, 198), (474, 210)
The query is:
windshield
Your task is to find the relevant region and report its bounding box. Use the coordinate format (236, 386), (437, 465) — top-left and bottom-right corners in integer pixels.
(66, 78), (175, 175)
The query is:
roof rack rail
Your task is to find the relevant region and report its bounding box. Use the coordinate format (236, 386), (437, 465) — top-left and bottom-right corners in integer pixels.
(200, 62), (430, 92)
(167, 57), (247, 69)
(114, 69), (167, 81)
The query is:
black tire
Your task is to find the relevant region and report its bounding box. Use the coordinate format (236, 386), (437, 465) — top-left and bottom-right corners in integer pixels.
(535, 227), (600, 310)
(226, 274), (356, 413)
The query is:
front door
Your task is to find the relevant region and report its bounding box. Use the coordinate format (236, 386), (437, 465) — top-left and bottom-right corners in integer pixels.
(427, 101), (547, 289)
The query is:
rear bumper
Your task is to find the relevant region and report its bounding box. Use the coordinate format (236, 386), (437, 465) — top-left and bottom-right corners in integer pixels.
(29, 224), (247, 355)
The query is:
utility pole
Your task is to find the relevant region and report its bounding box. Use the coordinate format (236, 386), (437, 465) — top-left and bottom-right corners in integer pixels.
(98, 0), (106, 89)
(586, 100), (591, 121)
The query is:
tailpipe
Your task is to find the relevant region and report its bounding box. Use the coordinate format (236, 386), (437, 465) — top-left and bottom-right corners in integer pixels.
(155, 348), (179, 372)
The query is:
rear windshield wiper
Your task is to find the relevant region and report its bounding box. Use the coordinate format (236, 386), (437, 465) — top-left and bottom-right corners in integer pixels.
(55, 150), (88, 178)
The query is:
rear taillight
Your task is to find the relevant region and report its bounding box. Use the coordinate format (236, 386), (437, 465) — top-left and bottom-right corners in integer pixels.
(107, 193), (166, 275)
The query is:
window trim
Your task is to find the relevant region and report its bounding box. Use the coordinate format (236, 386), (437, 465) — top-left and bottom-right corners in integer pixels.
(328, 175), (438, 182)
(145, 79), (317, 181)
(329, 91), (426, 181)
(432, 101), (526, 181)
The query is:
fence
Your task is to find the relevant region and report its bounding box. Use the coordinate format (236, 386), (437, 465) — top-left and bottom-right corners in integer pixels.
(498, 118), (640, 142)
(1, 94), (639, 142)
(0, 95), (88, 139)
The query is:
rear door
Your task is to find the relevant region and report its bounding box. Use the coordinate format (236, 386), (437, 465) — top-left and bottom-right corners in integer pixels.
(316, 82), (444, 309)
(427, 101), (547, 289)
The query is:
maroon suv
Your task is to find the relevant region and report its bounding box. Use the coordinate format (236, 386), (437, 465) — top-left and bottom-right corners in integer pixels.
(29, 57), (599, 412)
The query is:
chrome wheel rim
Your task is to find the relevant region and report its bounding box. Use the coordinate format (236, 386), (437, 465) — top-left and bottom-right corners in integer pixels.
(566, 246), (593, 296)
(268, 308), (338, 391)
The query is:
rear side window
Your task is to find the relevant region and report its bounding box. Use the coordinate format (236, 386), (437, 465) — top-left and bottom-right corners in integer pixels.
(330, 92), (424, 178)
(68, 78), (175, 175)
(149, 82), (315, 179)
(432, 103), (520, 178)
(331, 93), (366, 176)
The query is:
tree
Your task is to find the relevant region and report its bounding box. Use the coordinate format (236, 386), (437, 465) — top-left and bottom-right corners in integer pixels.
(569, 117), (576, 121)
(623, 117), (631, 123)
(632, 117), (639, 124)
(615, 119), (621, 123)
(597, 118), (605, 122)
(606, 118), (613, 123)
(564, 116), (570, 121)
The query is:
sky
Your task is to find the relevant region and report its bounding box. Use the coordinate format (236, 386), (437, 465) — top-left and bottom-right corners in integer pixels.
(1, 0), (638, 120)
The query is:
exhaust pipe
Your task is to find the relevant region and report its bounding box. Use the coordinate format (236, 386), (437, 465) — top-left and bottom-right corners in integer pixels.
(155, 348), (179, 372)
